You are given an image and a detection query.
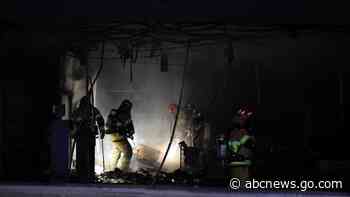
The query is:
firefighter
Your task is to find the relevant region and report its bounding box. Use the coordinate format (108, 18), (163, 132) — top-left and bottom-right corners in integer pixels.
(106, 99), (135, 172)
(226, 106), (256, 181)
(227, 106), (255, 162)
(71, 96), (105, 182)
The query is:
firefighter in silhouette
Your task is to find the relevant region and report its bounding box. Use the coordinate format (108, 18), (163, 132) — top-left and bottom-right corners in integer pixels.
(106, 99), (135, 171)
(227, 106), (255, 162)
(71, 95), (105, 182)
(225, 106), (256, 181)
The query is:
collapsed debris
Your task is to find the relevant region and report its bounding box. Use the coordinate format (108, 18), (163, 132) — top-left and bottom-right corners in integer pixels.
(95, 168), (204, 185)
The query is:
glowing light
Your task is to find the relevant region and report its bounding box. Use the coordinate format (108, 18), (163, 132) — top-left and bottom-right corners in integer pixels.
(95, 135), (115, 172)
(166, 143), (180, 164)
(95, 165), (104, 175)
(158, 138), (181, 171)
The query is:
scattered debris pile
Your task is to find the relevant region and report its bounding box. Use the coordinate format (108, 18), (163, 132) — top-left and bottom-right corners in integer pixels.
(96, 168), (203, 185)
(96, 168), (153, 184)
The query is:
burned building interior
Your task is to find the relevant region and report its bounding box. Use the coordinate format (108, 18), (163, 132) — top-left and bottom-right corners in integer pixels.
(1, 1), (350, 196)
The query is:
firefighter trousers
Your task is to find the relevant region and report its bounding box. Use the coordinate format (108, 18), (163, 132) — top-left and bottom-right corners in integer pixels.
(76, 131), (95, 183)
(110, 133), (132, 171)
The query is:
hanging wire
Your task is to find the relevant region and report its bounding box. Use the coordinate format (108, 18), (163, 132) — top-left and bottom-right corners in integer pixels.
(152, 41), (191, 186)
(130, 60), (133, 83)
(206, 39), (234, 119)
(88, 40), (105, 96)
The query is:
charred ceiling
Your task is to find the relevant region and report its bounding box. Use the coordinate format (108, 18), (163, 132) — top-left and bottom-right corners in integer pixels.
(2, 18), (350, 57)
(58, 19), (350, 61)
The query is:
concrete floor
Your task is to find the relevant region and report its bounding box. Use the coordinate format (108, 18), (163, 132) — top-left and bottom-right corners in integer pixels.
(0, 184), (348, 197)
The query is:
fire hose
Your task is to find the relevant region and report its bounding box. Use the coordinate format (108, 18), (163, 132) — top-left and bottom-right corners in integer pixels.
(152, 41), (191, 186)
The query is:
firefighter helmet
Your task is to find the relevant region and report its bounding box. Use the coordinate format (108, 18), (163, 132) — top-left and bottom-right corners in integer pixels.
(120, 99), (133, 111)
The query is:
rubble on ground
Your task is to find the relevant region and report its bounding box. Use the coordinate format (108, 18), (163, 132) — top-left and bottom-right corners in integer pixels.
(95, 168), (203, 185)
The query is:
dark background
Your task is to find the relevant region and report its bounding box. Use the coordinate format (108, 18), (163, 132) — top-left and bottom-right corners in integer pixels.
(0, 0), (349, 184)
